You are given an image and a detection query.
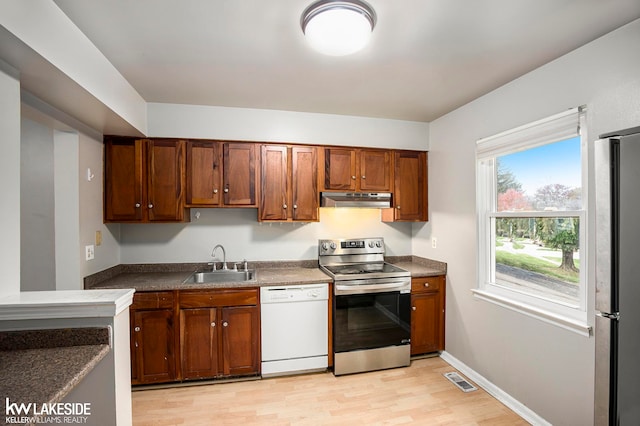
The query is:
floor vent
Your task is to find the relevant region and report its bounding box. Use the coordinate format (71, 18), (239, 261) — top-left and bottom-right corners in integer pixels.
(443, 372), (477, 392)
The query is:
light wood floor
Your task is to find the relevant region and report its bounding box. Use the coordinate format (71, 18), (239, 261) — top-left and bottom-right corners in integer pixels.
(132, 357), (529, 425)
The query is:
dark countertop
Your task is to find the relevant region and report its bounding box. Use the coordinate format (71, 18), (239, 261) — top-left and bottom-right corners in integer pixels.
(0, 328), (111, 426)
(85, 257), (446, 292)
(85, 261), (332, 291)
(387, 255), (448, 277)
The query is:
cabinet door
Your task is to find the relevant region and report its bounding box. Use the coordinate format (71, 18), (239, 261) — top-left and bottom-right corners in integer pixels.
(147, 139), (186, 221)
(221, 306), (260, 376)
(130, 315), (139, 383)
(180, 308), (219, 380)
(410, 276), (445, 356)
(104, 138), (144, 222)
(391, 151), (428, 222)
(410, 292), (442, 355)
(291, 146), (318, 221)
(132, 309), (176, 384)
(260, 145), (288, 220)
(359, 150), (392, 192)
(223, 143), (256, 206)
(186, 141), (221, 206)
(324, 148), (356, 191)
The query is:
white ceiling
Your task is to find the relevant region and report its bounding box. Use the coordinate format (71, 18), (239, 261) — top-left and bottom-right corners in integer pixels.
(38, 0), (640, 123)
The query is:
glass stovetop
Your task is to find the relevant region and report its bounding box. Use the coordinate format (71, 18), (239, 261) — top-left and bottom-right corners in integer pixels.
(323, 262), (408, 276)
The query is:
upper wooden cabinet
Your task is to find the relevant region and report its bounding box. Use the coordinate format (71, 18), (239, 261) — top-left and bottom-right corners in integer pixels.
(186, 140), (221, 206)
(104, 137), (188, 223)
(359, 149), (393, 192)
(224, 143), (257, 206)
(320, 148), (392, 192)
(186, 141), (257, 207)
(105, 136), (427, 222)
(382, 150), (428, 222)
(260, 145), (318, 222)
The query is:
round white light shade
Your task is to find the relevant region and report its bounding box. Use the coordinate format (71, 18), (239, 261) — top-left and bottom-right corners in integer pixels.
(302, 2), (376, 56)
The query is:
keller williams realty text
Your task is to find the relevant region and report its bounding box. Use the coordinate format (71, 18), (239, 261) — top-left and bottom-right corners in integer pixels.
(5, 416), (89, 424)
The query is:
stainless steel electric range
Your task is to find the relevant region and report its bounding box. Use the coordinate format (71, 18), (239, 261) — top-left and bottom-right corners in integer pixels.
(319, 237), (411, 376)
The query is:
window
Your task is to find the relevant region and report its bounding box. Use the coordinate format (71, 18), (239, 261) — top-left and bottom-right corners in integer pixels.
(475, 107), (589, 335)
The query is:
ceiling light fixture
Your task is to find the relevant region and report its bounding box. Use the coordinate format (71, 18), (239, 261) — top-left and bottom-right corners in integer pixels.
(301, 0), (377, 56)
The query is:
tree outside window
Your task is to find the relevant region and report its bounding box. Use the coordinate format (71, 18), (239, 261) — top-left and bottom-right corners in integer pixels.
(493, 136), (582, 306)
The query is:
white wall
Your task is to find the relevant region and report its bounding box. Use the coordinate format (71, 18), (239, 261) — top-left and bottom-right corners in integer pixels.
(21, 118), (56, 291)
(121, 208), (413, 263)
(148, 102), (429, 150)
(416, 19), (640, 425)
(54, 130), (81, 290)
(78, 132), (121, 277)
(20, 100), (121, 290)
(0, 0), (147, 134)
(0, 62), (21, 298)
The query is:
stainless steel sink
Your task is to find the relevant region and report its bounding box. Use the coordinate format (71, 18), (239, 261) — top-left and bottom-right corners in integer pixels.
(183, 269), (256, 284)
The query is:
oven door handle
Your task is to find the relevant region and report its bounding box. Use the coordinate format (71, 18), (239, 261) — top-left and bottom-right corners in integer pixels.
(335, 281), (410, 295)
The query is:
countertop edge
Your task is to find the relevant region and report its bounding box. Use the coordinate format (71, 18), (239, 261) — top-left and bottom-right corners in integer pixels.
(0, 289), (135, 321)
(86, 257), (446, 292)
(47, 344), (111, 405)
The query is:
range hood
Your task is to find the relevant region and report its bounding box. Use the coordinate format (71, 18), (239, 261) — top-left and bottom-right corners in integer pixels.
(320, 192), (392, 208)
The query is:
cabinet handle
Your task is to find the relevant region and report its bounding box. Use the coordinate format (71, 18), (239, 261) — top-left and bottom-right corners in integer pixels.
(424, 283), (430, 288)
(412, 306), (416, 311)
(222, 321), (228, 327)
(351, 175), (356, 180)
(211, 322), (216, 327)
(397, 205), (401, 210)
(134, 327), (140, 332)
(135, 341), (138, 348)
(293, 204), (298, 209)
(283, 204), (287, 209)
(224, 188), (229, 193)
(362, 175), (366, 179)
(135, 203), (141, 208)
(213, 189), (218, 194)
(148, 203), (154, 209)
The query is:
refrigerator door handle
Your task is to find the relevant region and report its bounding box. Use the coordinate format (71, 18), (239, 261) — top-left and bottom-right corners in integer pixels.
(596, 311), (620, 321)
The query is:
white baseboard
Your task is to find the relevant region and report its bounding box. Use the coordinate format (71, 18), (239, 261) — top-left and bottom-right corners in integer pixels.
(439, 351), (551, 426)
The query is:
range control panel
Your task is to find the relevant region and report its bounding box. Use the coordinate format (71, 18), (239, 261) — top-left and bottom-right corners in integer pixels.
(318, 237), (385, 256)
(342, 240), (365, 249)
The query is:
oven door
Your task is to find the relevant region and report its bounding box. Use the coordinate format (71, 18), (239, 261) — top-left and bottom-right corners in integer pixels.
(333, 290), (411, 353)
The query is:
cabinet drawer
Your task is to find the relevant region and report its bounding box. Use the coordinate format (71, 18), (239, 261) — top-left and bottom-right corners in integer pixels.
(179, 289), (258, 308)
(131, 291), (174, 310)
(411, 276), (444, 293)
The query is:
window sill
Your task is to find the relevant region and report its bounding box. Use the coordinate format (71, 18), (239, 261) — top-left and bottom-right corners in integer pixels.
(471, 289), (592, 337)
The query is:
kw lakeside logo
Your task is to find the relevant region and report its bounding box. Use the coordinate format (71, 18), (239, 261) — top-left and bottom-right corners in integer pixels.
(5, 398), (91, 424)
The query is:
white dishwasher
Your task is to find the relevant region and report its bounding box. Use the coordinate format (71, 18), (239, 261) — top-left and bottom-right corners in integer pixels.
(260, 283), (329, 377)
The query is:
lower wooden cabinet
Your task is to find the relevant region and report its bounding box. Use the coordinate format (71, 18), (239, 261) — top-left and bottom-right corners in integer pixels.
(410, 275), (445, 355)
(130, 288), (260, 385)
(220, 305), (260, 376)
(180, 302), (260, 380)
(180, 307), (218, 379)
(130, 291), (177, 385)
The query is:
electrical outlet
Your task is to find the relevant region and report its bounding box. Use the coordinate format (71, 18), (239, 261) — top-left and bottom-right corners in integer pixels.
(432, 237), (437, 249)
(85, 245), (95, 261)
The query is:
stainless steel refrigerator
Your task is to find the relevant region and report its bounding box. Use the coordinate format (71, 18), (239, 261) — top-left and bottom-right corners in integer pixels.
(595, 126), (640, 425)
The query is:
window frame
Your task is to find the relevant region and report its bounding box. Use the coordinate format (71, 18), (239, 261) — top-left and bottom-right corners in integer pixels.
(474, 107), (590, 336)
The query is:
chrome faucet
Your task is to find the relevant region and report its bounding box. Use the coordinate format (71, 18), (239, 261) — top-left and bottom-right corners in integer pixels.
(211, 244), (227, 270)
